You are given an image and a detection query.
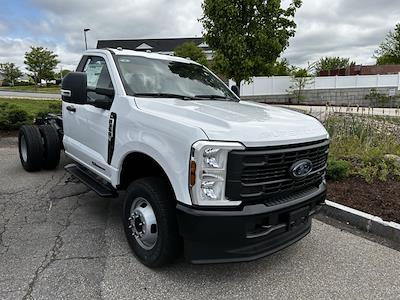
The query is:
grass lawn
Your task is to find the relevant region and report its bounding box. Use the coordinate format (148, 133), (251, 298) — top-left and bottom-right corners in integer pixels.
(0, 98), (61, 116)
(0, 85), (60, 94)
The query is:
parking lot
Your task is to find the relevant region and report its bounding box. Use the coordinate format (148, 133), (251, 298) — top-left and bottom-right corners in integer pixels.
(1, 136), (400, 300)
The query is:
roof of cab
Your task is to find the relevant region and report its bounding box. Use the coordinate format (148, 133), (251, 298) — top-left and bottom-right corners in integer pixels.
(85, 48), (198, 64)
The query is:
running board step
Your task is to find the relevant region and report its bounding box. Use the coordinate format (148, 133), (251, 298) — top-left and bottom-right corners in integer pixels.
(64, 163), (118, 198)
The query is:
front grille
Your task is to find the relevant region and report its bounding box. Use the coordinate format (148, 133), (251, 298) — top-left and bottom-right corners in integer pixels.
(226, 139), (329, 204)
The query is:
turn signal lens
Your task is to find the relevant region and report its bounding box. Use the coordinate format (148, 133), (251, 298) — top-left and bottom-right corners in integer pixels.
(190, 160), (196, 187)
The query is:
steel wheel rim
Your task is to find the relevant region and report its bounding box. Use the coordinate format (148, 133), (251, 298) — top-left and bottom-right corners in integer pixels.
(20, 135), (28, 162)
(129, 197), (158, 250)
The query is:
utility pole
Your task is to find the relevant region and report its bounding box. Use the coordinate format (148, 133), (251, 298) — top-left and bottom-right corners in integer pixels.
(84, 28), (90, 50)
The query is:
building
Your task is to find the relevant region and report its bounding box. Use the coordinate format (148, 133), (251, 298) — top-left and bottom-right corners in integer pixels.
(319, 64), (400, 76)
(17, 73), (31, 83)
(97, 37), (213, 60)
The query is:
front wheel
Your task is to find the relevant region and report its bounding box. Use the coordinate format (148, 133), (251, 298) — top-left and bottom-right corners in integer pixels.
(122, 177), (180, 267)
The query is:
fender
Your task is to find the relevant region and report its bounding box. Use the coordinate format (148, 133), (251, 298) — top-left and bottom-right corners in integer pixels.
(109, 98), (208, 206)
(110, 141), (193, 205)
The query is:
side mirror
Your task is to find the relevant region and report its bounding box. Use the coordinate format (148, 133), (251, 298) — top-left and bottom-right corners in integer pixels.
(231, 85), (240, 97)
(61, 72), (87, 104)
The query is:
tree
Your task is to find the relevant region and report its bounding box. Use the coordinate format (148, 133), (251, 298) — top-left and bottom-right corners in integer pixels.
(201, 0), (302, 92)
(24, 46), (59, 84)
(55, 69), (72, 79)
(174, 42), (209, 66)
(287, 63), (315, 104)
(0, 63), (22, 86)
(315, 57), (355, 74)
(271, 58), (292, 76)
(375, 23), (400, 65)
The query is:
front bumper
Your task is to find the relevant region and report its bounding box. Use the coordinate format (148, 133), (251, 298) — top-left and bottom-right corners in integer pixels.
(176, 183), (326, 264)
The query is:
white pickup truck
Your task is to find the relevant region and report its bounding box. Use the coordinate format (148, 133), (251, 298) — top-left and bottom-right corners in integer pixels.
(18, 48), (329, 267)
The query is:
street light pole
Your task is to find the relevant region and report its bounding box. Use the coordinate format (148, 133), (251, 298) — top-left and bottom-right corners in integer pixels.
(84, 28), (90, 50)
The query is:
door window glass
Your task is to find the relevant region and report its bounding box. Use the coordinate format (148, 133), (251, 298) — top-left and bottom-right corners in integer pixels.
(83, 57), (114, 103)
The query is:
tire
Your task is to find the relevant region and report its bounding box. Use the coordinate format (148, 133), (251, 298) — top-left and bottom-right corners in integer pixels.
(122, 177), (180, 267)
(18, 125), (44, 172)
(39, 125), (61, 170)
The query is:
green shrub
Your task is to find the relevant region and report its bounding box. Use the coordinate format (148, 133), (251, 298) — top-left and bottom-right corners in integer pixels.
(324, 114), (400, 182)
(327, 158), (351, 181)
(35, 102), (62, 119)
(0, 99), (62, 131)
(0, 103), (32, 130)
(48, 102), (62, 112)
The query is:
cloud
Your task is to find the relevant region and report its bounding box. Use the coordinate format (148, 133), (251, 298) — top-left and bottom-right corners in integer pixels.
(284, 0), (400, 66)
(1, 0), (399, 71)
(30, 0), (203, 50)
(0, 38), (37, 70)
(0, 37), (78, 72)
(2, 0), (203, 70)
(0, 22), (7, 34)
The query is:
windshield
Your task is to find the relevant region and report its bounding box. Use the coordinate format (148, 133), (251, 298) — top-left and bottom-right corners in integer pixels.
(115, 55), (238, 101)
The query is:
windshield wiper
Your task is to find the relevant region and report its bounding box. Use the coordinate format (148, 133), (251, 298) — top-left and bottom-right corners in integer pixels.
(134, 93), (196, 100)
(194, 94), (237, 101)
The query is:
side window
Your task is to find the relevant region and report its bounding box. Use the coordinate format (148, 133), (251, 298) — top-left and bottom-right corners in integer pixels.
(83, 57), (114, 103)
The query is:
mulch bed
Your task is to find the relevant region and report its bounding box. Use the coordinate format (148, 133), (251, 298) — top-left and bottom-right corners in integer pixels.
(328, 177), (400, 223)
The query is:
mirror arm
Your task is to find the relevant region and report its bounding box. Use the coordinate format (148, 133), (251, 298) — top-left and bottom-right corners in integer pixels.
(87, 86), (114, 97)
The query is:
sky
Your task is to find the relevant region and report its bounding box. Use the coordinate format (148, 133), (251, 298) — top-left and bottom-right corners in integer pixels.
(0, 0), (399, 72)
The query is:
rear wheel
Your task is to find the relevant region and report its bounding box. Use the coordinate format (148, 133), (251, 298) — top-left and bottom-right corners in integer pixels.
(122, 177), (180, 267)
(39, 125), (61, 170)
(18, 125), (44, 172)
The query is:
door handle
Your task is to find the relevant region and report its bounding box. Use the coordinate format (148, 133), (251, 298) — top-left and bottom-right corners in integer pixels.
(66, 105), (76, 112)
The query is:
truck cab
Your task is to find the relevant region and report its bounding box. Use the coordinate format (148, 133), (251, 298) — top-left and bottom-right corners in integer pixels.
(19, 48), (329, 267)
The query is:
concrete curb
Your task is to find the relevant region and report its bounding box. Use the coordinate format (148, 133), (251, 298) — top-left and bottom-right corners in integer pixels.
(321, 200), (400, 243)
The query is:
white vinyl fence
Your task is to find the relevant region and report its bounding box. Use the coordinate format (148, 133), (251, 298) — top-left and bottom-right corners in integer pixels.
(229, 73), (400, 96)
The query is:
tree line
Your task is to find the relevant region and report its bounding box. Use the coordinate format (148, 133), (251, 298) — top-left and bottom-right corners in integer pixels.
(0, 46), (69, 86)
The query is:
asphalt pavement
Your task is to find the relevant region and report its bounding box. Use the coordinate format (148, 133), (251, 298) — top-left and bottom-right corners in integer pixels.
(0, 90), (60, 99)
(0, 136), (399, 300)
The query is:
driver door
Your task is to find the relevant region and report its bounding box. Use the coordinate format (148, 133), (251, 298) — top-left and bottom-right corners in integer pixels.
(64, 55), (115, 179)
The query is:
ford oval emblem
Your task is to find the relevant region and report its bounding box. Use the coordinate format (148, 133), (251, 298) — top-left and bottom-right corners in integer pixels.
(290, 159), (313, 178)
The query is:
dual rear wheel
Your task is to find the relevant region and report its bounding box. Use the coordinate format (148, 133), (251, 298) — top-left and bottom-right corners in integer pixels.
(18, 125), (61, 172)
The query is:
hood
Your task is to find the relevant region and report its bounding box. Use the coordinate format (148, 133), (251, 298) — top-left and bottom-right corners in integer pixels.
(134, 98), (329, 147)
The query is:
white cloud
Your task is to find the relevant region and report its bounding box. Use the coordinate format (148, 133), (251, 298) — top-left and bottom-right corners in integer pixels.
(284, 0), (400, 66)
(0, 37), (78, 72)
(0, 38), (35, 69)
(0, 22), (7, 34)
(30, 0), (203, 49)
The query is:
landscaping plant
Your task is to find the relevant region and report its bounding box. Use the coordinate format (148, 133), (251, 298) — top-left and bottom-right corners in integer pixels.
(0, 99), (61, 131)
(324, 114), (400, 183)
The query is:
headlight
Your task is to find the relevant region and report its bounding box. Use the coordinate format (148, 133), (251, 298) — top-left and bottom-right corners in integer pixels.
(189, 141), (245, 206)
